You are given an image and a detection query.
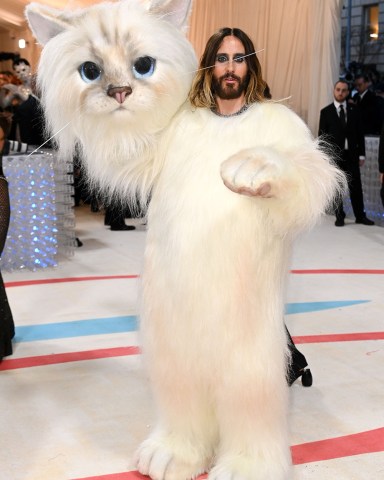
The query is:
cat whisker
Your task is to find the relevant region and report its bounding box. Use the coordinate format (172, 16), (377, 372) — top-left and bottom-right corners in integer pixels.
(186, 49), (265, 76)
(27, 120), (72, 157)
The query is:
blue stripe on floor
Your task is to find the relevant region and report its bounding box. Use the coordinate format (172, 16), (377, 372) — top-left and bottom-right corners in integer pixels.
(14, 315), (138, 343)
(14, 300), (370, 343)
(285, 300), (369, 315)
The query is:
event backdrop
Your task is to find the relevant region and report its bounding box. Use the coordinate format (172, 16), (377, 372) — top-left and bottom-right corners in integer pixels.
(188, 0), (343, 134)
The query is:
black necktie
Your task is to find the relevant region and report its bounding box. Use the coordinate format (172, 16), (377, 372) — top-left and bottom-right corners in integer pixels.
(339, 104), (346, 130)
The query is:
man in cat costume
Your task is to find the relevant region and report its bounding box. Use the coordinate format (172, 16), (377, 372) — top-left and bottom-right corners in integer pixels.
(26, 1), (344, 479)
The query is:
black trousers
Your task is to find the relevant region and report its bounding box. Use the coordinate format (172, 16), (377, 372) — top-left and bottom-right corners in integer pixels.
(334, 150), (366, 221)
(286, 326), (308, 385)
(0, 175), (15, 359)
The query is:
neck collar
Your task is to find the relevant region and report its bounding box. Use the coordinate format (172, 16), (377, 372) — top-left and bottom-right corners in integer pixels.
(211, 104), (249, 118)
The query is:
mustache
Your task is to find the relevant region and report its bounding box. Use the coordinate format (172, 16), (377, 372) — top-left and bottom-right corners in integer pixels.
(220, 73), (242, 82)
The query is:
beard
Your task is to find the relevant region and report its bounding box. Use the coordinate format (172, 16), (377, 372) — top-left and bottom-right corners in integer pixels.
(212, 73), (248, 100)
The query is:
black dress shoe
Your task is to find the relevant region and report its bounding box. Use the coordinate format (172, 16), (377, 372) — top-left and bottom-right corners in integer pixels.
(287, 367), (313, 387)
(335, 218), (345, 227)
(355, 217), (375, 225)
(110, 224), (135, 231)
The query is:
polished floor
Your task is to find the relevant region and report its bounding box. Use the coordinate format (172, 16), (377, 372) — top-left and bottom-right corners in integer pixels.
(1, 205), (383, 480)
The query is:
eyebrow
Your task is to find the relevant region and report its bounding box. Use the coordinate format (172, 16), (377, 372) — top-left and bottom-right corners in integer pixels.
(216, 52), (245, 56)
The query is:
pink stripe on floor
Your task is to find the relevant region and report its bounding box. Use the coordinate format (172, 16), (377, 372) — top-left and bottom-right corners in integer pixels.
(71, 428), (384, 479)
(291, 427), (384, 464)
(5, 268), (384, 290)
(291, 269), (384, 274)
(0, 346), (141, 371)
(1, 331), (383, 371)
(293, 332), (384, 343)
(4, 275), (139, 288)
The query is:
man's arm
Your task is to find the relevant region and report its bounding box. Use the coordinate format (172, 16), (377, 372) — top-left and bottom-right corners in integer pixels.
(318, 108), (329, 137)
(378, 126), (384, 175)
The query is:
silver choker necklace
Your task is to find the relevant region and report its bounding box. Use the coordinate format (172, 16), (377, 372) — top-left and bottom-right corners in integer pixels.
(212, 104), (249, 117)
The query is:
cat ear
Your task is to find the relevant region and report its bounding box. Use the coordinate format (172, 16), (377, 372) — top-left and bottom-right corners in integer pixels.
(147, 0), (193, 31)
(25, 2), (73, 46)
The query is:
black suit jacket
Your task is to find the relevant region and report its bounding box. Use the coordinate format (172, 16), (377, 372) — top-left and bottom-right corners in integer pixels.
(318, 103), (365, 162)
(379, 125), (384, 174)
(353, 89), (382, 135)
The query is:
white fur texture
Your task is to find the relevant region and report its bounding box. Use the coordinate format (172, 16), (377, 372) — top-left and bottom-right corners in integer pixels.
(26, 0), (197, 203)
(136, 104), (344, 480)
(26, 2), (345, 479)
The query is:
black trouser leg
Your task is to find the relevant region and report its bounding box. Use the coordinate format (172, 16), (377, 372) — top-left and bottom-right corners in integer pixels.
(286, 325), (309, 386)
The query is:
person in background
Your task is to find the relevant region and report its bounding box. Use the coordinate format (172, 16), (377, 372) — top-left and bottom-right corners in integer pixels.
(8, 62), (45, 147)
(0, 71), (19, 111)
(378, 124), (384, 208)
(319, 80), (374, 227)
(0, 115), (15, 361)
(353, 74), (383, 136)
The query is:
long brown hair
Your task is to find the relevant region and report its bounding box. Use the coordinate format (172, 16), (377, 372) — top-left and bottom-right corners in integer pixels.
(189, 27), (266, 109)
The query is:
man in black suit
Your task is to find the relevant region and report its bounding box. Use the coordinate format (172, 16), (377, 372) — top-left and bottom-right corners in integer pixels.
(353, 74), (383, 135)
(319, 80), (374, 226)
(379, 124), (384, 207)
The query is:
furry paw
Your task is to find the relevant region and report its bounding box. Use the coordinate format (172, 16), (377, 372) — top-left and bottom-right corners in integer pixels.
(208, 453), (290, 480)
(135, 436), (208, 480)
(220, 147), (290, 198)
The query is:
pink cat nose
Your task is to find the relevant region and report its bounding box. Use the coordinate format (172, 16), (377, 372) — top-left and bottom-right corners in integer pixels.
(107, 85), (133, 104)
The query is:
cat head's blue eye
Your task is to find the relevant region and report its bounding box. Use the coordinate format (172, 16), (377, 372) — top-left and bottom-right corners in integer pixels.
(78, 62), (102, 83)
(133, 56), (156, 79)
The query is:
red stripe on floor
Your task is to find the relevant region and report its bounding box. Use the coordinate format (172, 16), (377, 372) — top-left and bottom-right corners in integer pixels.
(0, 346), (141, 371)
(72, 428), (384, 479)
(1, 331), (383, 371)
(291, 427), (384, 464)
(291, 269), (384, 274)
(4, 275), (139, 288)
(72, 472), (206, 480)
(5, 269), (384, 289)
(293, 332), (384, 344)
(72, 473), (150, 480)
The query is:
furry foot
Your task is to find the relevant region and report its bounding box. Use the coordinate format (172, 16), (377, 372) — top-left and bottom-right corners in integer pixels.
(220, 147), (290, 198)
(208, 453), (290, 480)
(135, 436), (208, 480)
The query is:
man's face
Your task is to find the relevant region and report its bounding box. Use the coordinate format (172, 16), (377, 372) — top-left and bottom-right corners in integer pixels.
(14, 62), (31, 82)
(333, 82), (349, 103)
(212, 35), (248, 100)
(354, 78), (368, 94)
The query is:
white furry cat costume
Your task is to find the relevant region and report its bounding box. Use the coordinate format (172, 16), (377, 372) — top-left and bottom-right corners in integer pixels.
(26, 1), (344, 479)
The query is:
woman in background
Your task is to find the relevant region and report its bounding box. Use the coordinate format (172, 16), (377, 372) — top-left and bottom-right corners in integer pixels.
(0, 115), (15, 361)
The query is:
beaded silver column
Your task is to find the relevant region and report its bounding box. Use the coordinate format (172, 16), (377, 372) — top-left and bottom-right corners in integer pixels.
(0, 150), (76, 271)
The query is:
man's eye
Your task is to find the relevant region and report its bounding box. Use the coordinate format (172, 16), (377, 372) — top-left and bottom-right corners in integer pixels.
(216, 55), (228, 63)
(234, 56), (245, 63)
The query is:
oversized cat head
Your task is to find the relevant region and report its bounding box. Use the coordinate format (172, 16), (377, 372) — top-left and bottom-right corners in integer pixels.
(25, 0), (197, 200)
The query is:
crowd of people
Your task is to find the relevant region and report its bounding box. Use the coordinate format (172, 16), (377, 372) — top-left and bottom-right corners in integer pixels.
(323, 73), (384, 226)
(0, 58), (45, 148)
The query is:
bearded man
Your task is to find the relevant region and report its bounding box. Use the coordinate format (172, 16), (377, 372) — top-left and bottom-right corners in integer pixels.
(136, 26), (339, 479)
(189, 27), (312, 387)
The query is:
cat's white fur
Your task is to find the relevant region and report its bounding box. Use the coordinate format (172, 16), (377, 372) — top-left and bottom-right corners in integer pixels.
(26, 1), (344, 479)
(26, 0), (197, 202)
